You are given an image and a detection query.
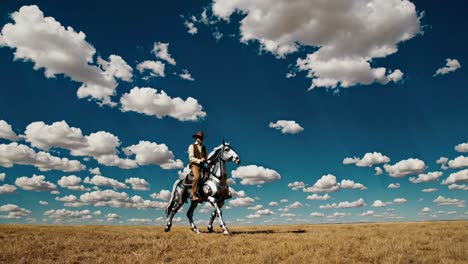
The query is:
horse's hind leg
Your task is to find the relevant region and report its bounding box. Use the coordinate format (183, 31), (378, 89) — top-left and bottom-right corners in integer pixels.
(207, 209), (216, 232)
(187, 200), (201, 234)
(165, 202), (182, 232)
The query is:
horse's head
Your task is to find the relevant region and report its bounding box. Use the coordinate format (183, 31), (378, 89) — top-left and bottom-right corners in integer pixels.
(220, 140), (241, 165)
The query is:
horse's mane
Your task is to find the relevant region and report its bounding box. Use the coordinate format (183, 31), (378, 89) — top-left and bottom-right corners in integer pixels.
(207, 144), (223, 160)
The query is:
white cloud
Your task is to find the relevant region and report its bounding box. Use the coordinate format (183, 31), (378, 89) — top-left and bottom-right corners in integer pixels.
(307, 193), (331, 201)
(150, 189), (172, 201)
(280, 199), (288, 203)
(269, 120), (304, 134)
(288, 181), (306, 191)
(0, 142), (85, 172)
(39, 201), (48, 205)
(0, 204), (31, 218)
(152, 42), (176, 66)
(268, 201), (279, 206)
(55, 195), (79, 203)
(184, 21), (198, 35)
(320, 198), (365, 209)
(288, 201), (303, 209)
(422, 188), (438, 193)
(0, 120), (17, 141)
(120, 87), (206, 122)
(448, 184), (468, 191)
(229, 197), (254, 207)
(393, 198), (407, 204)
(442, 169), (468, 185)
(303, 174), (339, 193)
(343, 152), (390, 167)
(360, 211), (374, 216)
(128, 218), (153, 224)
(15, 174), (57, 192)
(375, 167), (383, 175)
(84, 175), (127, 190)
(310, 212), (324, 217)
(340, 179), (367, 190)
(211, 0), (420, 90)
(388, 183), (400, 189)
(106, 213), (121, 222)
(436, 157), (449, 170)
(421, 207), (431, 213)
(280, 213), (296, 218)
(125, 177), (150, 191)
(123, 141), (183, 169)
(229, 187), (247, 198)
(179, 69), (195, 81)
(89, 167), (101, 175)
(137, 60), (165, 78)
(434, 58), (461, 77)
(384, 158), (427, 178)
(44, 209), (92, 221)
(448, 156), (468, 169)
(0, 173), (5, 181)
(0, 184), (17, 195)
(0, 5), (132, 106)
(57, 175), (89, 191)
(372, 200), (387, 207)
(433, 195), (465, 207)
(455, 143), (468, 153)
(409, 171), (443, 183)
(80, 189), (166, 209)
(231, 165), (281, 185)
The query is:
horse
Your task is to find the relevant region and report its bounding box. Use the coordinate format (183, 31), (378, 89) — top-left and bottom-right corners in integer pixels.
(164, 141), (241, 235)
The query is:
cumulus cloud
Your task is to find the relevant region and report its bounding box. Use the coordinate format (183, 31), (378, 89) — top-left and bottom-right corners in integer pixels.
(303, 174), (339, 193)
(79, 189), (166, 209)
(433, 58), (461, 77)
(372, 200), (387, 207)
(422, 188), (438, 193)
(448, 156), (468, 169)
(137, 60), (165, 78)
(360, 211), (374, 216)
(288, 201), (303, 209)
(288, 181), (306, 191)
(152, 42), (176, 66)
(307, 193), (331, 201)
(448, 184), (468, 191)
(455, 143), (468, 153)
(310, 212), (325, 217)
(409, 171), (443, 183)
(0, 5), (132, 106)
(0, 120), (17, 141)
(106, 213), (121, 222)
(123, 140), (183, 169)
(0, 173), (5, 181)
(179, 69), (195, 81)
(269, 120), (304, 134)
(393, 198), (407, 204)
(150, 189), (172, 201)
(44, 209), (92, 221)
(229, 187), (247, 198)
(184, 21), (198, 35)
(0, 184), (17, 195)
(384, 158), (427, 178)
(15, 174), (57, 192)
(268, 201), (279, 206)
(375, 167), (383, 175)
(388, 183), (400, 189)
(343, 152), (390, 167)
(0, 204), (31, 219)
(231, 165), (281, 185)
(125, 177), (150, 191)
(39, 201), (48, 205)
(320, 198), (365, 209)
(442, 169), (468, 185)
(84, 175), (127, 190)
(436, 157), (449, 170)
(0, 142), (85, 172)
(229, 197), (254, 207)
(340, 180), (367, 190)
(421, 207), (431, 213)
(433, 195), (465, 207)
(57, 175), (89, 191)
(210, 0), (420, 90)
(120, 87), (206, 121)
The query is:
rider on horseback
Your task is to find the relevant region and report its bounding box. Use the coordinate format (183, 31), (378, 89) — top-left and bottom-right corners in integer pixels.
(188, 131), (207, 201)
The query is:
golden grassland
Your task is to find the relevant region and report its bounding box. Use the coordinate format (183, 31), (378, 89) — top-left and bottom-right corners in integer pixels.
(0, 221), (467, 263)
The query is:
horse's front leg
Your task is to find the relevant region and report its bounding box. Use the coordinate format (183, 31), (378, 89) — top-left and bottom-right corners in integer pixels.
(187, 200), (201, 234)
(209, 198), (229, 235)
(207, 208), (216, 233)
(165, 202), (182, 232)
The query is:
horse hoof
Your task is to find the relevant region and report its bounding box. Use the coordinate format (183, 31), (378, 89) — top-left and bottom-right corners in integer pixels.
(223, 230), (230, 235)
(164, 225), (171, 232)
(207, 226), (213, 233)
(191, 228), (201, 234)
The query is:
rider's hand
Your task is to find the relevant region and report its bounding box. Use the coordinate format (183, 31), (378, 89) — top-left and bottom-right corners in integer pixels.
(200, 158), (206, 162)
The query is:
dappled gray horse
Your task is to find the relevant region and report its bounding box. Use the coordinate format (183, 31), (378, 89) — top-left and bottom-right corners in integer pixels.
(165, 141), (241, 235)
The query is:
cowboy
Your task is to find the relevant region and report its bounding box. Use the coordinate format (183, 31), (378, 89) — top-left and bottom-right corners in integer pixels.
(188, 131), (208, 201)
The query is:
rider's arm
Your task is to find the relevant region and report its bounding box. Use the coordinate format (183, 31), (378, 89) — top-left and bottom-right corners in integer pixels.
(188, 144), (202, 164)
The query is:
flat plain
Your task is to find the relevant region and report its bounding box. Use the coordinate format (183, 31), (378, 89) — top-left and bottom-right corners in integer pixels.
(0, 221), (467, 263)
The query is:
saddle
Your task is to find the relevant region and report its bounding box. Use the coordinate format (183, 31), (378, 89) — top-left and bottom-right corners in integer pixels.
(182, 168), (209, 187)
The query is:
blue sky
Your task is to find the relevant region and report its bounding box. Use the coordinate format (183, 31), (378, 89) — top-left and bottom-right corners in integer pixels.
(0, 0), (467, 226)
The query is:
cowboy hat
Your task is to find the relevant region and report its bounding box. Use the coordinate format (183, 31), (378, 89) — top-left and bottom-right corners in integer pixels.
(192, 131), (206, 139)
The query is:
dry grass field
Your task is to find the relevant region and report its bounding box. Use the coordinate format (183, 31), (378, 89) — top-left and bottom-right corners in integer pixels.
(0, 221), (467, 263)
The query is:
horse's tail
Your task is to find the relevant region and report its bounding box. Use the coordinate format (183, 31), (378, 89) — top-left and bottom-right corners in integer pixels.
(165, 179), (181, 218)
